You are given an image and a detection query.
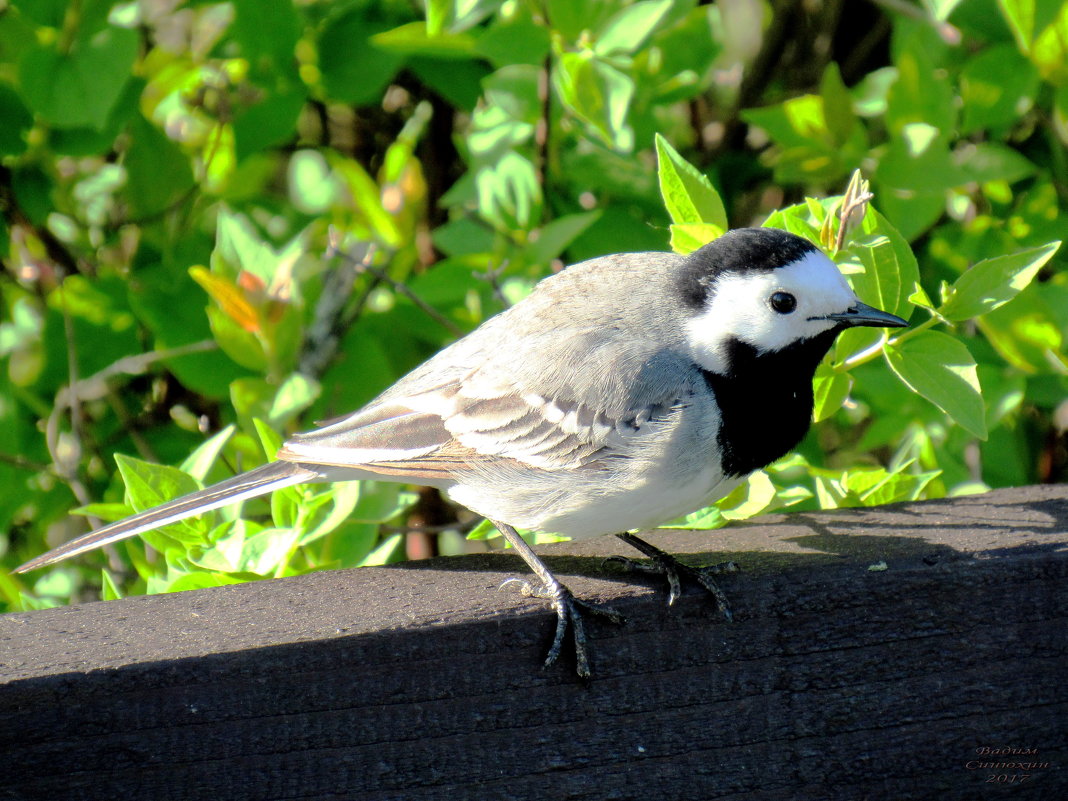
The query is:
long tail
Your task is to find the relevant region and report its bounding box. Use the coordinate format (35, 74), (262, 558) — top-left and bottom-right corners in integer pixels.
(15, 461), (322, 573)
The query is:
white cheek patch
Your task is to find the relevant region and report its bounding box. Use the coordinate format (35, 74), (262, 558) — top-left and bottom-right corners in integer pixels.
(684, 249), (858, 372)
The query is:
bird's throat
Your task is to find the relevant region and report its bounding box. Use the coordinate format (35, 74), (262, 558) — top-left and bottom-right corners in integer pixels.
(702, 331), (838, 478)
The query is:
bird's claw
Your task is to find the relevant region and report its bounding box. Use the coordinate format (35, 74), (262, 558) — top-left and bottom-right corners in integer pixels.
(499, 577), (625, 678)
(609, 534), (738, 620)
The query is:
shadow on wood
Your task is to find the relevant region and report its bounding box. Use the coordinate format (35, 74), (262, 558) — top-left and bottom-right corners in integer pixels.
(2, 485), (1066, 800)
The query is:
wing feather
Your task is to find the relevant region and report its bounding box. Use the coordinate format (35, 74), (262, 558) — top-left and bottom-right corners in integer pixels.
(277, 265), (700, 479)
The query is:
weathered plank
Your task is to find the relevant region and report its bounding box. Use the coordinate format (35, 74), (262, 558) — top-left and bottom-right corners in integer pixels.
(2, 485), (1066, 800)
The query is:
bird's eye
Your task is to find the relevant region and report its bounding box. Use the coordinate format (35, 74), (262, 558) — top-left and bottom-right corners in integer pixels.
(769, 291), (797, 314)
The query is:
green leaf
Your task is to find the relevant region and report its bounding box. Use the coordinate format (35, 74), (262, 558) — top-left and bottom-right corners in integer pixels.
(254, 418), (283, 460)
(648, 6), (720, 103)
(669, 222), (724, 254)
(124, 114), (196, 218)
(482, 64), (542, 123)
(318, 11), (406, 106)
(180, 425), (236, 481)
(742, 90), (867, 184)
(960, 45), (1040, 134)
(1054, 84), (1068, 147)
(923, 0), (966, 20)
(238, 526), (301, 575)
(820, 62), (856, 144)
(426, 0), (451, 36)
(655, 134), (727, 228)
(851, 208), (920, 319)
(350, 482), (417, 525)
(288, 149), (343, 214)
(813, 362), (853, 422)
(205, 306), (268, 372)
(409, 57), (490, 112)
(269, 373), (321, 427)
(885, 39), (956, 135)
(299, 482), (362, 546)
(720, 470), (777, 520)
(17, 0), (67, 27)
(330, 154), (403, 247)
(232, 88), (307, 163)
(372, 22), (477, 59)
(0, 84), (33, 155)
(953, 142), (1037, 185)
(359, 532), (405, 566)
(449, 0), (503, 33)
(115, 454), (208, 543)
(465, 518), (499, 540)
(997, 0), (1063, 51)
(527, 211), (602, 265)
(19, 26), (138, 130)
(116, 454), (200, 511)
(976, 285), (1065, 373)
(72, 502), (133, 523)
(658, 505), (725, 531)
(270, 478), (303, 530)
(475, 151), (541, 230)
(742, 94), (831, 148)
(885, 331), (987, 439)
(164, 573), (249, 593)
(842, 464), (940, 506)
(231, 379), (278, 424)
(908, 282), (936, 311)
(845, 235), (908, 320)
(595, 0), (673, 56)
(940, 241), (1060, 321)
(231, 0), (301, 70)
(189, 520), (247, 572)
(1030, 2), (1068, 83)
(763, 205), (821, 242)
(474, 13), (551, 67)
(555, 52), (634, 151)
(100, 570), (123, 601)
(547, 0), (618, 42)
(131, 261), (245, 399)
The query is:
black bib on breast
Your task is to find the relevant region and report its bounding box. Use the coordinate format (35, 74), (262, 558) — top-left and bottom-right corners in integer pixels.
(702, 330), (839, 478)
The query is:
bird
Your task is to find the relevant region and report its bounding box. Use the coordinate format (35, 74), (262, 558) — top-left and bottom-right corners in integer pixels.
(17, 227), (908, 677)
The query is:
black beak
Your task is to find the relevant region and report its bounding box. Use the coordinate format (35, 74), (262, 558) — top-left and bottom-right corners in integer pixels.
(820, 301), (908, 329)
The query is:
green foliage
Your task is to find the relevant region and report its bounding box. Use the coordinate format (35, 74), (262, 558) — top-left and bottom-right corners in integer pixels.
(1, 0), (1065, 610)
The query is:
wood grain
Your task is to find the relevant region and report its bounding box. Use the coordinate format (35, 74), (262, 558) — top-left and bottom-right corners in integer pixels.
(2, 485), (1066, 800)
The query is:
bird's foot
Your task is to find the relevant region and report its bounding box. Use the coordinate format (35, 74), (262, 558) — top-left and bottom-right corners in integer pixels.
(500, 578), (626, 679)
(606, 532), (738, 620)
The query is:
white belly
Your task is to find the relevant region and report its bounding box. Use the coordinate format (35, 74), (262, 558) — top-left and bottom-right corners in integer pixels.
(448, 457), (738, 539)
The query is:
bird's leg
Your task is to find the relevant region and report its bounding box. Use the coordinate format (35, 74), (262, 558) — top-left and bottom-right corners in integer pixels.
(491, 520), (625, 679)
(607, 532), (738, 620)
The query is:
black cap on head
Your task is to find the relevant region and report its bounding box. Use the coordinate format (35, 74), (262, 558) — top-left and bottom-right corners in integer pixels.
(675, 228), (818, 309)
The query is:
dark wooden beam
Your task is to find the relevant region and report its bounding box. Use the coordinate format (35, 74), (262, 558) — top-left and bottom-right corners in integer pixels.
(2, 485), (1066, 800)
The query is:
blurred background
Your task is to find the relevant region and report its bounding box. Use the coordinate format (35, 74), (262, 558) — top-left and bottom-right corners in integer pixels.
(1, 0), (1066, 609)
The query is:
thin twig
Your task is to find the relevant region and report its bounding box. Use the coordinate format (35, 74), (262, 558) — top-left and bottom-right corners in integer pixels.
(834, 170), (874, 253)
(299, 233), (369, 377)
(381, 519), (482, 536)
(105, 385), (158, 463)
(53, 286), (93, 510)
(536, 52), (551, 209)
(330, 232), (463, 336)
(46, 339), (219, 525)
(53, 340), (218, 411)
(0, 452), (48, 472)
(473, 259), (511, 308)
(866, 0), (961, 44)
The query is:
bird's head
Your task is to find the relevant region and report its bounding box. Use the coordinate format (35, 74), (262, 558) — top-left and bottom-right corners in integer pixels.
(677, 228), (907, 375)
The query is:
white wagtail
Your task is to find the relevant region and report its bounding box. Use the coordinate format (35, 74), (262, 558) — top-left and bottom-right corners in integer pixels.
(17, 228), (907, 676)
